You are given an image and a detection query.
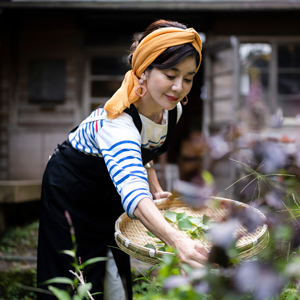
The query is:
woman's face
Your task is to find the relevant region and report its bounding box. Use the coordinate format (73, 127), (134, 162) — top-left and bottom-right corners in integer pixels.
(143, 55), (197, 111)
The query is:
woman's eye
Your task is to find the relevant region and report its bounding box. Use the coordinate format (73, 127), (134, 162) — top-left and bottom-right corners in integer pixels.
(185, 79), (193, 83)
(166, 75), (175, 80)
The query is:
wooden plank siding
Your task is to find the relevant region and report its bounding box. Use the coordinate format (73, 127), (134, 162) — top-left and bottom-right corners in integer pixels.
(0, 28), (12, 180)
(6, 17), (83, 180)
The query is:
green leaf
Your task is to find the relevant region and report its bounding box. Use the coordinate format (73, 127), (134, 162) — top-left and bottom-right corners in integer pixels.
(133, 276), (148, 282)
(154, 240), (163, 244)
(187, 216), (202, 226)
(176, 212), (187, 221)
(79, 257), (108, 269)
(203, 214), (211, 225)
(178, 219), (193, 231)
(149, 264), (159, 272)
(158, 246), (166, 252)
(144, 244), (156, 250)
(42, 277), (74, 285)
(59, 250), (75, 258)
(202, 170), (214, 186)
(146, 231), (156, 238)
(77, 283), (92, 298)
(180, 263), (194, 275)
(164, 210), (177, 222)
(48, 286), (72, 300)
(162, 253), (176, 266)
(189, 230), (201, 239)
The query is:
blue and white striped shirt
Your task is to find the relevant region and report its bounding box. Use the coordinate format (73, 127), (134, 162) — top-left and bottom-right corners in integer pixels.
(69, 104), (182, 218)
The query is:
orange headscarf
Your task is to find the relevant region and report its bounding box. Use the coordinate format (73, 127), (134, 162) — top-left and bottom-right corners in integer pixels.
(104, 27), (202, 119)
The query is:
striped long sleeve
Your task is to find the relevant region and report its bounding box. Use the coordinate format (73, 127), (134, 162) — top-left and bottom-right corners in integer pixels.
(95, 113), (152, 218)
(69, 104), (182, 218)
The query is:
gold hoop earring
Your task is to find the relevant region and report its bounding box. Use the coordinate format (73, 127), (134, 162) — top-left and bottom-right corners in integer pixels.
(181, 96), (188, 106)
(135, 76), (147, 98)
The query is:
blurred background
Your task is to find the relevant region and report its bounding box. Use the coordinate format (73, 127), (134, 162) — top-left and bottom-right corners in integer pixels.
(0, 0), (299, 232)
(1, 1), (300, 299)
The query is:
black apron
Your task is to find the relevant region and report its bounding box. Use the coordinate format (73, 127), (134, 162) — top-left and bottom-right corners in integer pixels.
(37, 104), (177, 300)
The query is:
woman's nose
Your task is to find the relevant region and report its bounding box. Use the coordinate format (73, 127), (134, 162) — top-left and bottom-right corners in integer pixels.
(172, 79), (184, 92)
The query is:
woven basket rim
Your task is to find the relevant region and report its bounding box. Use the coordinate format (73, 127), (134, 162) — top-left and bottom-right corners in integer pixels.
(115, 196), (269, 264)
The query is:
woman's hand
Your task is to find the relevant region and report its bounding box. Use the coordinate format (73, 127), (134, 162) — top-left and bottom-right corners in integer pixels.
(134, 198), (208, 268)
(145, 161), (173, 202)
(153, 191), (173, 201)
(172, 235), (208, 268)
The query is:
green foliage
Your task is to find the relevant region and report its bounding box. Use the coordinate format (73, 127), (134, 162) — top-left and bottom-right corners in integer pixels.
(0, 268), (37, 300)
(39, 211), (107, 300)
(0, 220), (39, 255)
(144, 212), (211, 251)
(134, 157), (300, 300)
(164, 210), (177, 223)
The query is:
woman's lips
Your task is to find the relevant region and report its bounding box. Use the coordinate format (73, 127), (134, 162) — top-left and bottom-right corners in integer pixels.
(165, 94), (179, 102)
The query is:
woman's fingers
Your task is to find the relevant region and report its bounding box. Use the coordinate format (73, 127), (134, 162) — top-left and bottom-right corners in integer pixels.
(153, 191), (173, 201)
(179, 249), (207, 266)
(176, 238), (208, 268)
(195, 242), (209, 257)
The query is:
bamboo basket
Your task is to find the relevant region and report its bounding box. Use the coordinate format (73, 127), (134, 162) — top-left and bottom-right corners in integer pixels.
(114, 197), (269, 265)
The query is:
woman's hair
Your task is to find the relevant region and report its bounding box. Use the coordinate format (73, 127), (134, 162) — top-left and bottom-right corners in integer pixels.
(128, 20), (200, 71)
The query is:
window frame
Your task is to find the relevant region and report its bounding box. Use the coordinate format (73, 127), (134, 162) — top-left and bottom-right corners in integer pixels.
(83, 46), (131, 118)
(238, 36), (300, 120)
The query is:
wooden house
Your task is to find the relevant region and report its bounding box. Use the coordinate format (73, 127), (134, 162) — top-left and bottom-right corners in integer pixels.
(0, 0), (300, 229)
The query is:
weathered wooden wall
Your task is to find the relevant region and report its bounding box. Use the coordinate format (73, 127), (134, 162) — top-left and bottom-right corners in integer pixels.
(0, 28), (11, 180)
(5, 17), (83, 180)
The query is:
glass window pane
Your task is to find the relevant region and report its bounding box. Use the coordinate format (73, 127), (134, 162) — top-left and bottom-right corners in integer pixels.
(240, 43), (271, 70)
(91, 80), (121, 98)
(278, 73), (300, 95)
(278, 99), (300, 117)
(91, 56), (130, 75)
(278, 44), (300, 68)
(239, 44), (271, 108)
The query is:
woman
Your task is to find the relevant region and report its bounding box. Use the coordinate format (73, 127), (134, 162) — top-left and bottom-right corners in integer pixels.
(37, 19), (208, 300)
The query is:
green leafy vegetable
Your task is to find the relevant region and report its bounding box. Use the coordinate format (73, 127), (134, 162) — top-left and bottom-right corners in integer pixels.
(147, 231), (157, 238)
(187, 216), (202, 226)
(164, 210), (177, 222)
(203, 214), (211, 225)
(178, 219), (193, 231)
(176, 212), (187, 221)
(144, 244), (156, 250)
(158, 245), (167, 252)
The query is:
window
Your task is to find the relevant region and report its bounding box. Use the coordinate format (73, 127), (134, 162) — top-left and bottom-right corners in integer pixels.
(239, 42), (300, 119)
(28, 59), (66, 105)
(85, 55), (130, 112)
(277, 44), (300, 117)
(239, 43), (271, 109)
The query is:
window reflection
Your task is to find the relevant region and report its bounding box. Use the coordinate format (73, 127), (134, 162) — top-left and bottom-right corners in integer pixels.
(277, 44), (300, 117)
(239, 44), (271, 130)
(239, 43), (271, 93)
(239, 43), (271, 102)
(278, 74), (300, 95)
(278, 44), (300, 68)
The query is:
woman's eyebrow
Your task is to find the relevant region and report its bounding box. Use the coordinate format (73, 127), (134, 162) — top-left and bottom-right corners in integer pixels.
(170, 67), (196, 75)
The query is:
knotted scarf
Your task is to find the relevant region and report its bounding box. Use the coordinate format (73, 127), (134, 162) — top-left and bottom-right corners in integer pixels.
(104, 27), (202, 119)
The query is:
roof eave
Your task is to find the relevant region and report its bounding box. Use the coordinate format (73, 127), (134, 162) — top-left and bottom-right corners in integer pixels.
(2, 1), (300, 10)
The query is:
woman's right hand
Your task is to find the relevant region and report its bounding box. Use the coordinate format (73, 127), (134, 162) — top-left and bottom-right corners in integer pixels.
(134, 198), (208, 268)
(172, 234), (208, 268)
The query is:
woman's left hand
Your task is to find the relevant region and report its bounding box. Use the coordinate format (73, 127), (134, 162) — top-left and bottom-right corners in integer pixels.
(153, 191), (173, 202)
